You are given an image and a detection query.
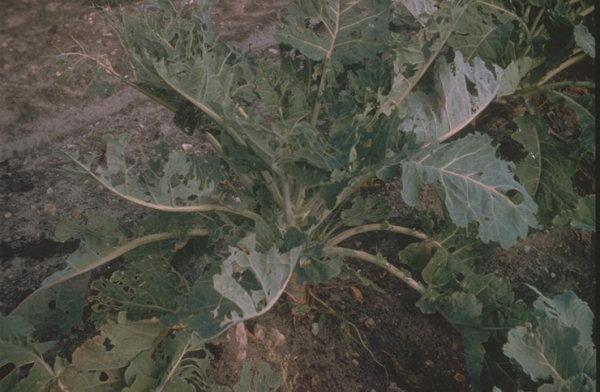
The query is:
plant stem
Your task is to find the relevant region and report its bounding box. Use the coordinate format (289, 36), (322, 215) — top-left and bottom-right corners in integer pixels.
(326, 223), (429, 247)
(282, 179), (294, 225)
(538, 52), (588, 86)
(155, 334), (193, 392)
(513, 80), (595, 96)
(325, 247), (425, 294)
(529, 8), (545, 38)
(580, 5), (594, 16)
(310, 62), (329, 128)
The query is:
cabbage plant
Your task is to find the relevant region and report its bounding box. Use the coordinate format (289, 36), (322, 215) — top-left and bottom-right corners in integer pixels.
(4, 0), (589, 390)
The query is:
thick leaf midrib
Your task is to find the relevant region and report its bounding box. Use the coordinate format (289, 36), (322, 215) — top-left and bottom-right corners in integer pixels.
(414, 159), (517, 207)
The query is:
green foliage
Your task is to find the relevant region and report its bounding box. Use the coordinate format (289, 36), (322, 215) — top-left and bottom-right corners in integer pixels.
(399, 228), (530, 388)
(503, 289), (596, 391)
(3, 0), (595, 390)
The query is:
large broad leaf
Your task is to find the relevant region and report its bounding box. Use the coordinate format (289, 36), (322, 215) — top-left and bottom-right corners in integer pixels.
(66, 135), (236, 212)
(12, 212), (209, 333)
(0, 316), (56, 392)
(275, 0), (390, 66)
(395, 51), (510, 143)
(380, 0), (469, 116)
(504, 289), (596, 390)
(213, 234), (303, 327)
(401, 133), (538, 248)
(530, 288), (594, 348)
(90, 245), (186, 324)
(536, 127), (579, 226)
(447, 0), (515, 65)
(70, 313), (163, 372)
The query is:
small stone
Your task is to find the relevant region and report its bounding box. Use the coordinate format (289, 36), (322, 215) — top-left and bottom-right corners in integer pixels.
(268, 48), (279, 54)
(44, 203), (57, 215)
(311, 322), (319, 336)
(364, 317), (376, 330)
(453, 373), (466, 382)
(253, 324), (266, 341)
(4, 212), (12, 219)
(181, 143), (193, 151)
(352, 359), (359, 366)
(550, 272), (556, 278)
(524, 245), (531, 253)
(46, 187), (54, 195)
(270, 328), (285, 347)
(425, 360), (434, 367)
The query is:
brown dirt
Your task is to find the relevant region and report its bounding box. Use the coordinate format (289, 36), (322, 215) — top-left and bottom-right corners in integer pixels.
(0, 1), (595, 392)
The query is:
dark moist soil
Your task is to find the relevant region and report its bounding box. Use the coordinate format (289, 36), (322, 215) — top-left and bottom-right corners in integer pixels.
(0, 1), (595, 392)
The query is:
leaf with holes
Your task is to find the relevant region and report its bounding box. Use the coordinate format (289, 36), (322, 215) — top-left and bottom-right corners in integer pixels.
(402, 133), (539, 248)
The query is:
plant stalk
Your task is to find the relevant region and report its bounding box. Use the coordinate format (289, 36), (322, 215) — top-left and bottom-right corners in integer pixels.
(325, 247), (425, 294)
(513, 80), (595, 96)
(327, 223), (429, 247)
(538, 52), (588, 86)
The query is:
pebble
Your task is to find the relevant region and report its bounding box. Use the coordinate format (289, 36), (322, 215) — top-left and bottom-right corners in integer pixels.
(311, 322), (319, 336)
(3, 212), (12, 219)
(364, 317), (376, 330)
(44, 203), (57, 215)
(352, 359), (359, 366)
(425, 360), (434, 367)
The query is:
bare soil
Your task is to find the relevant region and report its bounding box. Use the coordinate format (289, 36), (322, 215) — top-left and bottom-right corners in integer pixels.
(0, 1), (594, 391)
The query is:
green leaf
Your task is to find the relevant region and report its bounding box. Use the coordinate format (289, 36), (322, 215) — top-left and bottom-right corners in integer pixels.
(402, 133), (539, 248)
(10, 274), (89, 336)
(295, 253), (342, 285)
(0, 316), (56, 392)
(71, 312), (163, 371)
(552, 195), (596, 232)
(574, 24), (595, 59)
(66, 135), (236, 212)
(504, 290), (596, 389)
(547, 90), (595, 159)
(512, 115), (542, 196)
(530, 288), (594, 348)
(380, 1), (470, 116)
(535, 126), (579, 225)
(504, 318), (582, 382)
(395, 51), (508, 142)
(90, 245), (185, 323)
(233, 361), (282, 392)
(213, 234), (303, 326)
(340, 195), (390, 226)
(275, 0), (390, 66)
(447, 1), (515, 64)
